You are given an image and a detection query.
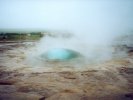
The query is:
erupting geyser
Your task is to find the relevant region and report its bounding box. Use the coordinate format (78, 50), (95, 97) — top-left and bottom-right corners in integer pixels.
(41, 48), (81, 61)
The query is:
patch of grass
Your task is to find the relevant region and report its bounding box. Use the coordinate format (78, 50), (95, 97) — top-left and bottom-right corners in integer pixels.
(0, 32), (44, 41)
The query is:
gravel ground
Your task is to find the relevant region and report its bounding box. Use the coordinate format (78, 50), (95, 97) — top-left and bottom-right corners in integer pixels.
(0, 42), (133, 100)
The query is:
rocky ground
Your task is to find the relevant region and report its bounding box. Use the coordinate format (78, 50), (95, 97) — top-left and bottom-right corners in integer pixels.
(0, 42), (133, 100)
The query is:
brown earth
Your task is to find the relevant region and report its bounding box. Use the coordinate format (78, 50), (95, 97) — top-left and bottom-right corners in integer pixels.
(0, 42), (133, 100)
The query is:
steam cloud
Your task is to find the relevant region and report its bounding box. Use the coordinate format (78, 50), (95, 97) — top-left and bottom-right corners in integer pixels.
(0, 0), (133, 64)
(19, 0), (133, 65)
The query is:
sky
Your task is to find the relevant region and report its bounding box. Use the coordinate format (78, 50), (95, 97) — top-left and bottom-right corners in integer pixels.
(0, 0), (133, 33)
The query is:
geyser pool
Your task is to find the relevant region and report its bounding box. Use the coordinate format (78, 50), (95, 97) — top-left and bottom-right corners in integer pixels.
(41, 48), (81, 61)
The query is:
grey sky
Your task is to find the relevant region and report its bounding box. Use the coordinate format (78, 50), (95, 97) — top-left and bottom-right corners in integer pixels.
(0, 0), (133, 33)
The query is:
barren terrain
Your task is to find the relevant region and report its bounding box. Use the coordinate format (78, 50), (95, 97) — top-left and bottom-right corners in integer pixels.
(0, 42), (133, 100)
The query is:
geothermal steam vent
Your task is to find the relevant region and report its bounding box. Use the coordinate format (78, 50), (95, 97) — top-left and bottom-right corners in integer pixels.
(41, 48), (81, 61)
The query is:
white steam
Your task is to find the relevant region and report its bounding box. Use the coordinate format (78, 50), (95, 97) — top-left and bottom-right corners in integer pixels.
(24, 0), (133, 68)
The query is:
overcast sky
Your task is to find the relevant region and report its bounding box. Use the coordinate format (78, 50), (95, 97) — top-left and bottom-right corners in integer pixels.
(0, 0), (133, 33)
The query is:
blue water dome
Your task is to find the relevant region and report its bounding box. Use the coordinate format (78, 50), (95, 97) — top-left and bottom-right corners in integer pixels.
(41, 48), (81, 61)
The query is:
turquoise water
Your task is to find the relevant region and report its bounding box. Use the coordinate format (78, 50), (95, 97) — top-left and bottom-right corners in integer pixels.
(41, 48), (80, 61)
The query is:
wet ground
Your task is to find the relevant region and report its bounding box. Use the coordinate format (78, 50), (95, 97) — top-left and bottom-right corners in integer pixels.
(0, 42), (133, 100)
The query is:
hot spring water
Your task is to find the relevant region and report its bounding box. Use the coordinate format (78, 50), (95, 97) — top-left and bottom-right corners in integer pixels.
(41, 48), (81, 61)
